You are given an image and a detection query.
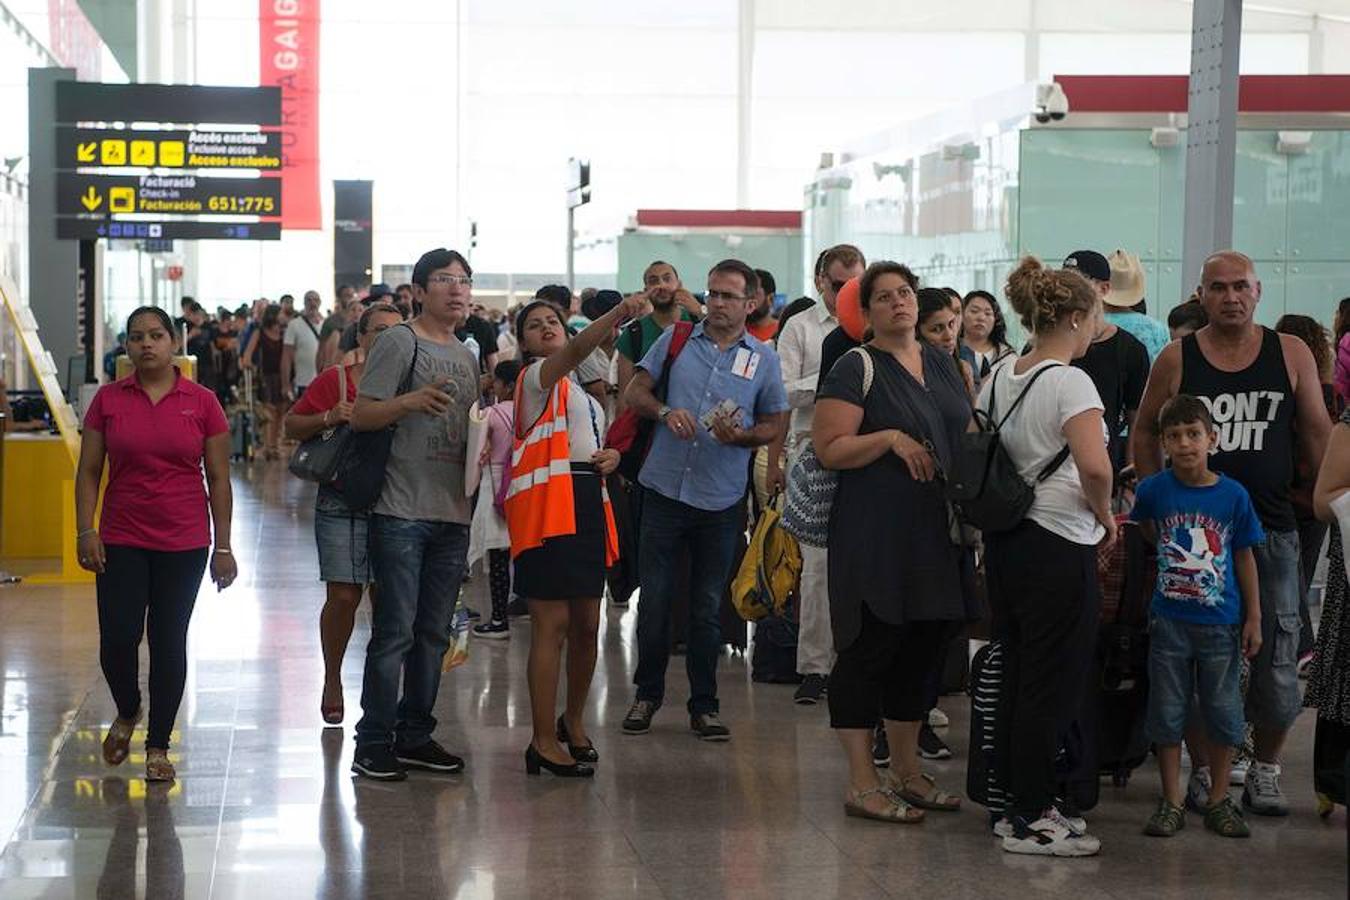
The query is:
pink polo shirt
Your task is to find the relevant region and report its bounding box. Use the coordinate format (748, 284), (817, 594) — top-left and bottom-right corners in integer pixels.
(83, 369), (230, 551)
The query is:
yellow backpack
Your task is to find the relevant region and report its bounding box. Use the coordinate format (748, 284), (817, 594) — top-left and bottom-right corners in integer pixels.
(732, 496), (803, 622)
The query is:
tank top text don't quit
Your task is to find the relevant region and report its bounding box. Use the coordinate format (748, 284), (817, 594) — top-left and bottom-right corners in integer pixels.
(1179, 328), (1295, 532)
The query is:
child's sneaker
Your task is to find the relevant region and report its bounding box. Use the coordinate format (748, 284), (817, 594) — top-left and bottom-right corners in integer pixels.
(1144, 799), (1186, 837)
(1002, 812), (1101, 857)
(1204, 796), (1250, 838)
(1242, 761), (1290, 816)
(1185, 765), (1213, 813)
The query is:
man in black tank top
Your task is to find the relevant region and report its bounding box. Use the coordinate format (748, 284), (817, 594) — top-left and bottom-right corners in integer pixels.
(1132, 251), (1331, 817)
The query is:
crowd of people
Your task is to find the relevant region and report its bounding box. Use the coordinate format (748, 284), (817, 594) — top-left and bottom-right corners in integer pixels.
(73, 240), (1350, 859)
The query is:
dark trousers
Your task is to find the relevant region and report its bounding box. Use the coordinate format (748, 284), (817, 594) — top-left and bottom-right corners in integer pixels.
(96, 545), (208, 750)
(634, 489), (741, 715)
(828, 606), (952, 728)
(985, 520), (1100, 820)
(356, 515), (469, 750)
(487, 548), (511, 623)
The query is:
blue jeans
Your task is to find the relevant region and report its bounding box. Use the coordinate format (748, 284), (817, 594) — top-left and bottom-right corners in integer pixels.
(1246, 529), (1303, 732)
(634, 489), (741, 715)
(1147, 615), (1245, 748)
(356, 515), (469, 749)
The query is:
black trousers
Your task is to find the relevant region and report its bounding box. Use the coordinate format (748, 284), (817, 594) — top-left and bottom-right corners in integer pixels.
(985, 520), (1100, 820)
(97, 545), (208, 750)
(828, 605), (952, 729)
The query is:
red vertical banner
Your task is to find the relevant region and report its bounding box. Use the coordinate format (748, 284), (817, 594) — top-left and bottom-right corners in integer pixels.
(260, 0), (321, 230)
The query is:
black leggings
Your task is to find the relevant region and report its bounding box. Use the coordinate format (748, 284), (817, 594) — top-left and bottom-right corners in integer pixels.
(828, 605), (953, 729)
(97, 545), (208, 750)
(488, 548), (511, 621)
(985, 520), (1100, 820)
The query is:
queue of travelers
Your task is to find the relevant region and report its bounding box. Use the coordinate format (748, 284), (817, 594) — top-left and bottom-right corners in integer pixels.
(77, 240), (1349, 863)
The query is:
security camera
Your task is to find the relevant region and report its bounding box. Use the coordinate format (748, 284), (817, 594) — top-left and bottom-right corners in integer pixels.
(1033, 83), (1069, 124)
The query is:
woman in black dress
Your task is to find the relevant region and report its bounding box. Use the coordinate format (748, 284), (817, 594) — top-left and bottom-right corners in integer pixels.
(814, 262), (974, 824)
(241, 302), (286, 459)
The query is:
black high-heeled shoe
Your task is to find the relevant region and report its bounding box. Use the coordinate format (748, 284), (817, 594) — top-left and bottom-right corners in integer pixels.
(525, 744), (594, 778)
(556, 715), (600, 764)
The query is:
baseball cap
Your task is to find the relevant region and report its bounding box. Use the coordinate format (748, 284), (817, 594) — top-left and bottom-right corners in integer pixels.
(581, 289), (622, 322)
(1062, 250), (1111, 283)
(362, 283), (395, 304)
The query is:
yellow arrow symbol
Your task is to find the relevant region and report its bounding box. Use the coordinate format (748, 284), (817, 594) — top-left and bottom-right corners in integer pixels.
(80, 186), (102, 211)
(76, 142), (97, 163)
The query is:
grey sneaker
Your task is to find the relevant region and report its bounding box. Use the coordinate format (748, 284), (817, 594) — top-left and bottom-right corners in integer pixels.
(622, 699), (659, 735)
(1185, 765), (1214, 813)
(1242, 762), (1290, 817)
(690, 713), (731, 742)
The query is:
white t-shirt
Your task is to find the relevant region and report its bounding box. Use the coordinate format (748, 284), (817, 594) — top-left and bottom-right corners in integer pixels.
(283, 315), (322, 387)
(976, 358), (1106, 546)
(519, 361), (605, 463)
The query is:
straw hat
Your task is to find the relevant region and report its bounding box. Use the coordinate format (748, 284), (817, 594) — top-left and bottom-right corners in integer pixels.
(1107, 250), (1145, 308)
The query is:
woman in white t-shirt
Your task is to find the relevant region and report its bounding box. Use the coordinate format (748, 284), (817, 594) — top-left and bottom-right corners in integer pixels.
(976, 257), (1116, 858)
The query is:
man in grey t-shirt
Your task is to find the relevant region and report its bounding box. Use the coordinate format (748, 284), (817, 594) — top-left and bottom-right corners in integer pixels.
(349, 248), (481, 781)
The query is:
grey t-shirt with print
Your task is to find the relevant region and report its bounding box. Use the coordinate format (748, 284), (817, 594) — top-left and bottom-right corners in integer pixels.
(358, 323), (479, 523)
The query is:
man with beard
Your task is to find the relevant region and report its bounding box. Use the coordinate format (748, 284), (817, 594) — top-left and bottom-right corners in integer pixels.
(747, 268), (779, 342)
(615, 261), (704, 410)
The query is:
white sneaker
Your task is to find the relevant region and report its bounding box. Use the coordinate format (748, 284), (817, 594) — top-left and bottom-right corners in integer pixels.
(1185, 765), (1214, 813)
(1229, 752), (1251, 786)
(927, 708), (950, 729)
(992, 816), (1014, 838)
(1048, 805), (1088, 837)
(1002, 813), (1101, 858)
(1243, 761), (1290, 817)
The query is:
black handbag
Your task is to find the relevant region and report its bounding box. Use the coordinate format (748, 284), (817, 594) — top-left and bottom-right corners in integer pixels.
(946, 362), (1069, 533)
(333, 325), (421, 512)
(288, 364), (355, 483)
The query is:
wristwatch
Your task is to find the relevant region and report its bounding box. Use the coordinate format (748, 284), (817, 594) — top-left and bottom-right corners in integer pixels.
(658, 404), (672, 421)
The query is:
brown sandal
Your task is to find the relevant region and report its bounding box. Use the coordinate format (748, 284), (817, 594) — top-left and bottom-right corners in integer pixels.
(893, 772), (962, 811)
(101, 710), (141, 766)
(146, 748), (176, 782)
(844, 787), (925, 824)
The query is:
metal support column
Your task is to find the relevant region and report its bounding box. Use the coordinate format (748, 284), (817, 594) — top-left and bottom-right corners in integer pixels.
(1181, 0), (1243, 293)
(565, 206), (575, 292)
(736, 0), (755, 209)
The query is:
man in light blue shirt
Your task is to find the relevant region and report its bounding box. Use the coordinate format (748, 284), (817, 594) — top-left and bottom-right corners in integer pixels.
(621, 259), (789, 742)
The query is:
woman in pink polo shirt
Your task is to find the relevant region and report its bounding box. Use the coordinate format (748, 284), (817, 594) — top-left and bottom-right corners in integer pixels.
(75, 306), (237, 783)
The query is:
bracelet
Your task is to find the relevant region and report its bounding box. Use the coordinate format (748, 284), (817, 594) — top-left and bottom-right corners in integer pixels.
(213, 548), (233, 555)
(76, 528), (97, 539)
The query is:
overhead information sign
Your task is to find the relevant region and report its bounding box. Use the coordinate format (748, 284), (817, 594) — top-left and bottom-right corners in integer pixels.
(52, 81), (283, 242)
(56, 127), (283, 170)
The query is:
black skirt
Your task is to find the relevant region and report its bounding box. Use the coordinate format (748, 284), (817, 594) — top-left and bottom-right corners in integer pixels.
(514, 463), (606, 601)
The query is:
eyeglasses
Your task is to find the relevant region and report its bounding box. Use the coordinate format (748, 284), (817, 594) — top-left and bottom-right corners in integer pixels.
(427, 274), (472, 287)
(705, 290), (748, 303)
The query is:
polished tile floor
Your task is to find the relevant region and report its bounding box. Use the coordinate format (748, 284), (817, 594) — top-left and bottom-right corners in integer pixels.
(0, 462), (1345, 899)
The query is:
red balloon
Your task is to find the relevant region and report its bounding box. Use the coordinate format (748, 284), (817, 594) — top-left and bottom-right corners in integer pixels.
(836, 276), (865, 342)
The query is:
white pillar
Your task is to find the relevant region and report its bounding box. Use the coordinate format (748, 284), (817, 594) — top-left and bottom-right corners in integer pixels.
(736, 0), (755, 209)
(1024, 0), (1040, 83)
(1182, 0), (1243, 292)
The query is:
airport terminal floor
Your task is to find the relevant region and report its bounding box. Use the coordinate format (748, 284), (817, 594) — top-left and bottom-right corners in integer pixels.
(0, 463), (1344, 900)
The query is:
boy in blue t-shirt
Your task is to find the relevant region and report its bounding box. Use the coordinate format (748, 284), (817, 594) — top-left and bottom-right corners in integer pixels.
(1131, 394), (1264, 839)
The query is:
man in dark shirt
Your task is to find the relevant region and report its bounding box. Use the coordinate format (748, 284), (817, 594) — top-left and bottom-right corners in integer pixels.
(1062, 250), (1150, 472)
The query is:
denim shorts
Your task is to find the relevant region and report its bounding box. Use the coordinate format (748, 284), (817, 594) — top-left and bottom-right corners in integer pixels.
(1247, 529), (1303, 731)
(314, 510), (371, 585)
(1146, 614), (1246, 748)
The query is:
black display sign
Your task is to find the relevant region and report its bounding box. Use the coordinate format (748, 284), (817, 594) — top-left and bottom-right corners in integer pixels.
(55, 83), (281, 126)
(57, 174), (281, 217)
(56, 127), (282, 171)
(334, 180), (373, 293)
(57, 219), (281, 241)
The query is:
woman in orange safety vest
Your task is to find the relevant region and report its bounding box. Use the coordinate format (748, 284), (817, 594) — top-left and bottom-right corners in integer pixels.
(506, 292), (645, 777)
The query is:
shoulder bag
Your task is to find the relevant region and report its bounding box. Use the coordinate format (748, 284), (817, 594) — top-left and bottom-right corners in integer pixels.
(944, 362), (1069, 533)
(604, 320), (695, 481)
(780, 346), (873, 548)
(333, 324), (421, 512)
(288, 364), (355, 483)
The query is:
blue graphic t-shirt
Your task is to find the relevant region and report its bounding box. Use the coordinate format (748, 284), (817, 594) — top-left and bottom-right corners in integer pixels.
(1131, 470), (1265, 625)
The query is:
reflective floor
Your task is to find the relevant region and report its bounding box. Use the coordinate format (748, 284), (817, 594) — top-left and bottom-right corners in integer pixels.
(0, 462), (1345, 899)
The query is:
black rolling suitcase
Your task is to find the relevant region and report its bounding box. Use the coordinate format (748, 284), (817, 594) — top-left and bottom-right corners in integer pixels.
(1094, 518), (1155, 786)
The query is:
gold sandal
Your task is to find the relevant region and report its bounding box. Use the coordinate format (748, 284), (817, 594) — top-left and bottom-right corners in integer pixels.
(145, 748), (176, 782)
(893, 772), (961, 811)
(844, 787), (925, 824)
(101, 710), (141, 766)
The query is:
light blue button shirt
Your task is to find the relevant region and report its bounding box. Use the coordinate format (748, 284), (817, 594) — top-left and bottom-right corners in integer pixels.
(637, 323), (789, 511)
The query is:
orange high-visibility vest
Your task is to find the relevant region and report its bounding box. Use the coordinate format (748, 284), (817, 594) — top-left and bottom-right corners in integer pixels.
(504, 372), (619, 566)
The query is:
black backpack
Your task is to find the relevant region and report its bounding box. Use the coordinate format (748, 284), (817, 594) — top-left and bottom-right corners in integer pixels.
(946, 363), (1070, 533)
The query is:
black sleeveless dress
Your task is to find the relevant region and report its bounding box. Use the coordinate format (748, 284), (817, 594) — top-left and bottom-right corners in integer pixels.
(1178, 328), (1296, 533)
(818, 344), (975, 651)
